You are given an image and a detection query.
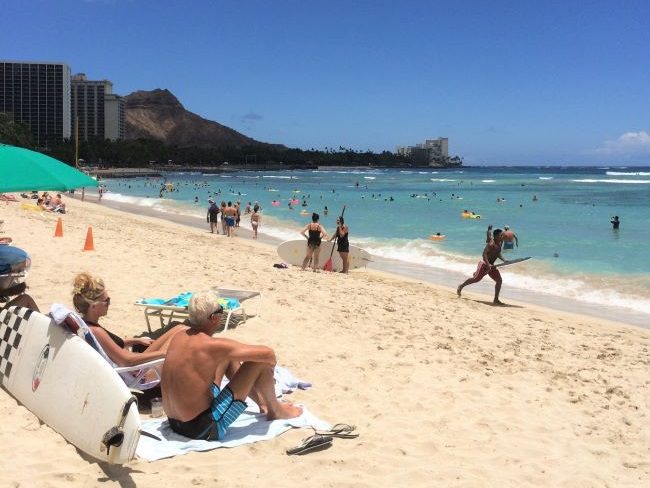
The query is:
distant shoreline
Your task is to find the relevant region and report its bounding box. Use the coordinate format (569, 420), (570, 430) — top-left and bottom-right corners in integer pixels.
(89, 164), (461, 178)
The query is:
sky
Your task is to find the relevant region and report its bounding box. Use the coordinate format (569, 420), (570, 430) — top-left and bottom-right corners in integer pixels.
(2, 0), (649, 165)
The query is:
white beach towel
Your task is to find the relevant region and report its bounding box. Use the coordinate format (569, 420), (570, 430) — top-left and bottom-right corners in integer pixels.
(274, 365), (313, 397)
(136, 405), (330, 461)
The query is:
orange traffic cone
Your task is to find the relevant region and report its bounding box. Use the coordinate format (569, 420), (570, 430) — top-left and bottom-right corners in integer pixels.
(83, 226), (95, 251)
(54, 217), (63, 237)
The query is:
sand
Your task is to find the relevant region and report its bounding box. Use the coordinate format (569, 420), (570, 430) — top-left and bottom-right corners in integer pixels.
(1, 197), (648, 487)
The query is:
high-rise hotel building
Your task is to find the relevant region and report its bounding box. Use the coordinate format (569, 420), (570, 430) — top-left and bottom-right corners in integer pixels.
(71, 73), (125, 141)
(0, 61), (72, 147)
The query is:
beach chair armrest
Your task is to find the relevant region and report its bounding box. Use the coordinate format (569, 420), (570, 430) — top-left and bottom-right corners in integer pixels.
(114, 358), (164, 374)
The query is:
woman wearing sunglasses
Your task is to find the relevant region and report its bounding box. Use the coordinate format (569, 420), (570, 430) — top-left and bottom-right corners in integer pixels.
(72, 272), (186, 367)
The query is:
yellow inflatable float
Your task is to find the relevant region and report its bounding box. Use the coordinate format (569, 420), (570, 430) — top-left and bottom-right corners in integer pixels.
(429, 234), (446, 241)
(21, 203), (43, 212)
(461, 211), (481, 219)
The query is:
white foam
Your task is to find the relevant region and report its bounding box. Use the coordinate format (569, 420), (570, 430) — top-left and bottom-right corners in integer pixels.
(538, 177), (553, 180)
(430, 178), (457, 182)
(606, 171), (650, 176)
(262, 175), (294, 179)
(350, 237), (650, 316)
(103, 192), (204, 218)
(364, 176), (376, 180)
(481, 179), (495, 183)
(572, 179), (650, 184)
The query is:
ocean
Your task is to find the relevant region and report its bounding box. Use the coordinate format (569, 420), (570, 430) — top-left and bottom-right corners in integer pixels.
(100, 166), (650, 327)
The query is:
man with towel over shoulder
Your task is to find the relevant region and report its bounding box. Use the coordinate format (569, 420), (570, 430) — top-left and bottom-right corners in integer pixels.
(162, 290), (302, 440)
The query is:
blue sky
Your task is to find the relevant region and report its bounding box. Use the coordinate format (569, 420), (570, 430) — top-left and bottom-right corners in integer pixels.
(2, 0), (649, 164)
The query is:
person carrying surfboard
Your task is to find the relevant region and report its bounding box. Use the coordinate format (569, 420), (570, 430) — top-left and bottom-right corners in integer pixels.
(456, 224), (507, 305)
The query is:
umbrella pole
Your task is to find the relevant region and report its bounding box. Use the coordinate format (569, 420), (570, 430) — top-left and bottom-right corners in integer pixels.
(76, 115), (85, 201)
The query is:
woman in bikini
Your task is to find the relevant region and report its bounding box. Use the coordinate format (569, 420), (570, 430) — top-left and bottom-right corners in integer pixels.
(72, 272), (186, 367)
(300, 213), (327, 272)
(250, 205), (261, 239)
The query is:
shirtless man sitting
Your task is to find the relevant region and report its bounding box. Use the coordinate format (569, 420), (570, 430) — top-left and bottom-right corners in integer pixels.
(456, 225), (507, 305)
(162, 290), (302, 440)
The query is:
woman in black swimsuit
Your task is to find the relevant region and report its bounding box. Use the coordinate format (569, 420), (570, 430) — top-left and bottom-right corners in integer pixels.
(72, 272), (186, 367)
(300, 213), (327, 272)
(329, 216), (350, 273)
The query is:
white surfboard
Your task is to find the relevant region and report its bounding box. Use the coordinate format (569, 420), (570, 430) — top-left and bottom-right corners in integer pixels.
(0, 306), (140, 464)
(495, 256), (532, 268)
(277, 239), (371, 271)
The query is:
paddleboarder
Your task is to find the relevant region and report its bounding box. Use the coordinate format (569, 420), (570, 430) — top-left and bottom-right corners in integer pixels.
(457, 225), (507, 305)
(329, 216), (350, 273)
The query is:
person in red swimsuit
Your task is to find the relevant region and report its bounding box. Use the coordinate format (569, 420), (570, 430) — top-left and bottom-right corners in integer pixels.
(457, 225), (507, 305)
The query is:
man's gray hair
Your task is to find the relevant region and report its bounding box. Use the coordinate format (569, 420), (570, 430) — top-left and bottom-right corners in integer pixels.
(188, 290), (221, 327)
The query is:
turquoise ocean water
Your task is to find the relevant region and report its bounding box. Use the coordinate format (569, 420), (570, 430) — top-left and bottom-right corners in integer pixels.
(102, 166), (650, 323)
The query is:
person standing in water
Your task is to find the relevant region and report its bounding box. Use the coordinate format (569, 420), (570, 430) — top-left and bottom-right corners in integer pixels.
(329, 216), (350, 273)
(300, 213), (327, 272)
(611, 216), (620, 230)
(457, 225), (507, 305)
(501, 225), (518, 250)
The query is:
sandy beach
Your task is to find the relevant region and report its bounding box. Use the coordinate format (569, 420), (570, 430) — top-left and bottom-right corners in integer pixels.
(1, 196), (648, 487)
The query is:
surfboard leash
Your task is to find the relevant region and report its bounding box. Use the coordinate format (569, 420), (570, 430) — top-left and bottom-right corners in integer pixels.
(102, 396), (137, 455)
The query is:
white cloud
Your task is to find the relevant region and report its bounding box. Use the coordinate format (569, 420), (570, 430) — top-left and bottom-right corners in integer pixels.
(596, 131), (650, 155)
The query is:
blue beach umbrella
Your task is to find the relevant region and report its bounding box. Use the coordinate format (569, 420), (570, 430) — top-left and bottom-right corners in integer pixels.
(0, 143), (98, 192)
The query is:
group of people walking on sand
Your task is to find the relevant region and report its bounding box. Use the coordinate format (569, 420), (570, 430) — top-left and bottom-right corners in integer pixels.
(206, 197), (350, 273)
(300, 212), (350, 273)
(207, 200), (262, 238)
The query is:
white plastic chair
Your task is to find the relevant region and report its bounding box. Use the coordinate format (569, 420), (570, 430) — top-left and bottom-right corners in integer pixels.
(51, 304), (164, 391)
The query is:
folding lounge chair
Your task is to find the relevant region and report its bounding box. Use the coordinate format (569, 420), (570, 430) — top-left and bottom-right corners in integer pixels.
(135, 287), (262, 334)
(51, 304), (164, 391)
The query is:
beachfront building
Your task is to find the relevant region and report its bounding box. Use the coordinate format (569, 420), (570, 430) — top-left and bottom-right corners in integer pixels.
(396, 137), (458, 167)
(104, 93), (125, 141)
(0, 60), (72, 147)
(71, 73), (125, 141)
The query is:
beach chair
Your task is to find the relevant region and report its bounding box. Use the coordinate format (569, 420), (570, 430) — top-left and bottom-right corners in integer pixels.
(50, 304), (163, 391)
(135, 287), (262, 333)
(0, 272), (27, 308)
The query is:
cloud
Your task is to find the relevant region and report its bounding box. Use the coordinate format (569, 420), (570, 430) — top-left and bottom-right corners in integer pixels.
(241, 112), (263, 123)
(596, 131), (650, 155)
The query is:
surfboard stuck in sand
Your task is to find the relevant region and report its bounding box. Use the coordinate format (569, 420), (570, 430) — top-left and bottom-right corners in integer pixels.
(277, 240), (371, 272)
(495, 256), (532, 268)
(0, 306), (141, 464)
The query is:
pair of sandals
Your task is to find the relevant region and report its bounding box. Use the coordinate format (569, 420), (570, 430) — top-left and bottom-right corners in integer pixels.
(286, 423), (358, 456)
